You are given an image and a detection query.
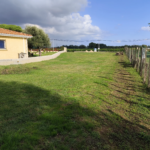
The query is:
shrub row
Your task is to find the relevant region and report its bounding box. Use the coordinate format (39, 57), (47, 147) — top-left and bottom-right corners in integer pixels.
(67, 48), (124, 52)
(28, 48), (61, 52)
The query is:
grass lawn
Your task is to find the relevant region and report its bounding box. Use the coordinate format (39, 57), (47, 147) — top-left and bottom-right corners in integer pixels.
(33, 52), (57, 57)
(0, 53), (150, 150)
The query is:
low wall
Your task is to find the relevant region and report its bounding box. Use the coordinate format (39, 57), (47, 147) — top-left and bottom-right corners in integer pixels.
(0, 51), (66, 66)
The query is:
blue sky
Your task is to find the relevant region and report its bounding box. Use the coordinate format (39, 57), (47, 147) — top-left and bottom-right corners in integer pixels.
(79, 0), (150, 46)
(0, 0), (150, 46)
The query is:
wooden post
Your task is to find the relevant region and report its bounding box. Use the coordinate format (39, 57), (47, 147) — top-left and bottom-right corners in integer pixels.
(134, 48), (137, 69)
(140, 48), (142, 76)
(141, 58), (144, 77)
(137, 48), (140, 60)
(131, 48), (133, 64)
(127, 47), (129, 59)
(144, 63), (148, 84)
(141, 48), (147, 78)
(137, 59), (140, 72)
(137, 48), (140, 72)
(148, 58), (150, 88)
(129, 48), (131, 63)
(134, 48), (136, 67)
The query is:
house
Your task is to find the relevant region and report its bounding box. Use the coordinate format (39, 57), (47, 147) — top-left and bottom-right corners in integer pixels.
(0, 28), (32, 59)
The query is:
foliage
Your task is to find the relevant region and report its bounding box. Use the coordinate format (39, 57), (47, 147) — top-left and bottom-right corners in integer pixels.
(0, 24), (23, 32)
(79, 45), (86, 48)
(88, 42), (107, 48)
(142, 45), (148, 48)
(24, 26), (51, 49)
(67, 48), (124, 52)
(59, 46), (64, 51)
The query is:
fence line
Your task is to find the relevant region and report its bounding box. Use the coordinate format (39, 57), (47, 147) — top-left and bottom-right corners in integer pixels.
(125, 47), (150, 88)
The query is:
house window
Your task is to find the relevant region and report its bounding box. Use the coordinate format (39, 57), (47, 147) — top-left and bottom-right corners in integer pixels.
(0, 40), (5, 49)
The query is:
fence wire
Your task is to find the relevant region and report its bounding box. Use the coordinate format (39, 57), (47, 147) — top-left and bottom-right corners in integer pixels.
(125, 47), (150, 88)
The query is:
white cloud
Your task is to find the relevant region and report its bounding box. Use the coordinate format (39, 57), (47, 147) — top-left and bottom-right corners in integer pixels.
(141, 26), (150, 31)
(116, 40), (121, 43)
(24, 13), (102, 45)
(0, 0), (102, 46)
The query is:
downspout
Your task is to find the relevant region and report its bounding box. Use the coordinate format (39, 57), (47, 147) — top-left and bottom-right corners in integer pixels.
(23, 38), (25, 53)
(26, 39), (28, 58)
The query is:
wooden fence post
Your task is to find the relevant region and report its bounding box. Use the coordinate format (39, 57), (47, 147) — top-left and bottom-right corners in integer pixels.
(143, 48), (147, 78)
(134, 48), (137, 69)
(131, 48), (133, 64)
(137, 48), (140, 72)
(137, 59), (140, 72)
(148, 58), (150, 88)
(140, 48), (142, 76)
(144, 63), (148, 84)
(134, 48), (136, 67)
(127, 47), (129, 59)
(129, 48), (131, 62)
(131, 48), (132, 63)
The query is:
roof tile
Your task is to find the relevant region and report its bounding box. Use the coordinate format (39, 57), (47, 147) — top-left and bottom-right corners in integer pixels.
(0, 28), (32, 37)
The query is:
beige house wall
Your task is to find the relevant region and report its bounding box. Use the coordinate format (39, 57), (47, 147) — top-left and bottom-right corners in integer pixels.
(0, 36), (28, 59)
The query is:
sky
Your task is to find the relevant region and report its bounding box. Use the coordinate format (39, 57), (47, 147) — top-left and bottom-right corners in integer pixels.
(0, 0), (150, 47)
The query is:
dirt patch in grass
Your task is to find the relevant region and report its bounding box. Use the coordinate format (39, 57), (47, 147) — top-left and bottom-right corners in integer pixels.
(0, 66), (39, 75)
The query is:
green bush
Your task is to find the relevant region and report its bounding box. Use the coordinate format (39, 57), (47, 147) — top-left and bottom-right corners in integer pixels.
(0, 24), (23, 32)
(67, 48), (124, 52)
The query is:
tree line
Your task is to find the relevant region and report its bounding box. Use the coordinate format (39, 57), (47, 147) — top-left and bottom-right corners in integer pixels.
(0, 24), (149, 49)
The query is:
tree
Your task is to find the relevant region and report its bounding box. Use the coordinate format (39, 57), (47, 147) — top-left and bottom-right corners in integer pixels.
(142, 45), (147, 48)
(23, 26), (51, 49)
(88, 42), (107, 48)
(79, 45), (86, 48)
(0, 24), (23, 32)
(89, 42), (96, 48)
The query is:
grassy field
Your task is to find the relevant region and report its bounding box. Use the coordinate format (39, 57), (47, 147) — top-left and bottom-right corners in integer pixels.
(0, 53), (150, 150)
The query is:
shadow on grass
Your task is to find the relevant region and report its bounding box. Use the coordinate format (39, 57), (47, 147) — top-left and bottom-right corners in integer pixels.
(0, 81), (150, 150)
(118, 61), (133, 68)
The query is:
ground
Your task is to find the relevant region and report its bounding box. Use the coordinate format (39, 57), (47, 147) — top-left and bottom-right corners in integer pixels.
(0, 53), (150, 150)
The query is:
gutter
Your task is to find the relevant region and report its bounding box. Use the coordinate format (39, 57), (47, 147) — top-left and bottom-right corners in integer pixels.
(0, 33), (32, 38)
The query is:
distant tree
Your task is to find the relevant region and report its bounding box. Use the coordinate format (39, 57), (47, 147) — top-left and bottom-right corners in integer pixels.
(89, 42), (96, 48)
(24, 26), (51, 49)
(59, 46), (64, 51)
(0, 24), (23, 32)
(142, 45), (147, 48)
(79, 45), (86, 48)
(89, 42), (107, 48)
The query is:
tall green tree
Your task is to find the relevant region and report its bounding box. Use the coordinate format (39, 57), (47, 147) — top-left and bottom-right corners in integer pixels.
(0, 24), (23, 32)
(24, 26), (51, 49)
(142, 45), (147, 48)
(79, 45), (86, 48)
(89, 42), (96, 48)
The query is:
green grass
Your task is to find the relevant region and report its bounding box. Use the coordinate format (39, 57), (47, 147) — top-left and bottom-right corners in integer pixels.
(0, 53), (150, 150)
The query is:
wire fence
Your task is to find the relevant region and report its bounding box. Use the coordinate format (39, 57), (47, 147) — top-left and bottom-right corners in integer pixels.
(125, 47), (150, 88)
